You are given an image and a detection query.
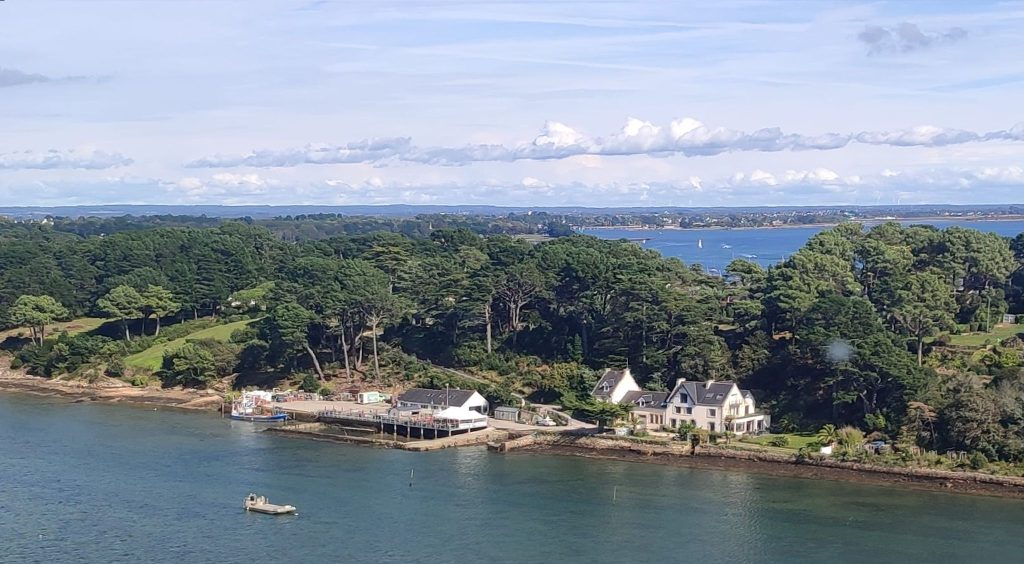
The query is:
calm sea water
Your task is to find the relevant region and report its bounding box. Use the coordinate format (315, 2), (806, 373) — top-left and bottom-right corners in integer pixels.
(2, 394), (1024, 563)
(582, 219), (1024, 272)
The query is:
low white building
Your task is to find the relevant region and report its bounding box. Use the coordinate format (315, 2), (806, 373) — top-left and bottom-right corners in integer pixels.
(664, 378), (769, 435)
(396, 388), (490, 414)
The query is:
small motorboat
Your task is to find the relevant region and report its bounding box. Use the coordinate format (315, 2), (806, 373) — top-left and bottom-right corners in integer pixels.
(243, 493), (297, 515)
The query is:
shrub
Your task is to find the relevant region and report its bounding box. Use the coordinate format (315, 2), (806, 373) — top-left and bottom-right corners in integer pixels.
(969, 451), (988, 470)
(767, 435), (790, 447)
(16, 333), (114, 377)
(676, 421), (697, 440)
(161, 343), (217, 388)
(105, 358), (126, 378)
(837, 426), (865, 451)
(299, 372), (320, 393)
(129, 375), (150, 387)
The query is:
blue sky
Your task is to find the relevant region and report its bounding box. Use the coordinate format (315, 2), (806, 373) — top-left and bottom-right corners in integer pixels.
(1, 0), (1022, 207)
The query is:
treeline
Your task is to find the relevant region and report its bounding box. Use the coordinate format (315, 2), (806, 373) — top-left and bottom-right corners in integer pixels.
(0, 211), (568, 242)
(2, 219), (1024, 462)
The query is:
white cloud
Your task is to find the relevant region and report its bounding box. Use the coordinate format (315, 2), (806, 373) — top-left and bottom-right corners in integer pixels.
(0, 147), (133, 170)
(7, 165), (1024, 207)
(174, 173), (278, 200)
(184, 117), (1024, 169)
(185, 138), (413, 168)
(856, 126), (980, 147)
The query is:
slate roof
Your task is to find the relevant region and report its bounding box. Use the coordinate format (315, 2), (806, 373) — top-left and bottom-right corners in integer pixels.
(397, 388), (479, 407)
(592, 369), (628, 400)
(619, 391), (669, 411)
(667, 380), (748, 407)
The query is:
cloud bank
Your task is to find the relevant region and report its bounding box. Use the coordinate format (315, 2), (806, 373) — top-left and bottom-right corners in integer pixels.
(858, 22), (968, 56)
(185, 118), (1024, 169)
(10, 165), (1024, 207)
(0, 148), (133, 170)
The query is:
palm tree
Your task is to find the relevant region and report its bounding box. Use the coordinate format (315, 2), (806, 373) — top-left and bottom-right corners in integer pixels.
(816, 424), (840, 447)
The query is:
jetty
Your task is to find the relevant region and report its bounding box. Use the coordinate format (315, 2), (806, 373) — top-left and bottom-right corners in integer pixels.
(317, 407), (487, 439)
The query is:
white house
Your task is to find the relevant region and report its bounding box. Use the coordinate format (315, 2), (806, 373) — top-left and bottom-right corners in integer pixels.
(396, 388), (490, 414)
(591, 368), (641, 404)
(664, 378), (769, 435)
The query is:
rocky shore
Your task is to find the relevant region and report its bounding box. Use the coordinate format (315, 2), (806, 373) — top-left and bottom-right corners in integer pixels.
(0, 359), (223, 411)
(500, 433), (1024, 500)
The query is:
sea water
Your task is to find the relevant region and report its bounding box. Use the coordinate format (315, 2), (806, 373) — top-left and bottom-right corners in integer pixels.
(2, 394), (1023, 563)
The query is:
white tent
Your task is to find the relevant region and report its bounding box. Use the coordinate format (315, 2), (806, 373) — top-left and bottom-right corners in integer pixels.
(434, 406), (486, 422)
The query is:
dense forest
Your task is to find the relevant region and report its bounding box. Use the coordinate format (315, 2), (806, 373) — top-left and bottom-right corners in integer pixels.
(2, 216), (1024, 463)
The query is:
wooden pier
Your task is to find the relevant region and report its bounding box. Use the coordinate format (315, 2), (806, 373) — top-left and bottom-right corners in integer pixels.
(316, 409), (487, 440)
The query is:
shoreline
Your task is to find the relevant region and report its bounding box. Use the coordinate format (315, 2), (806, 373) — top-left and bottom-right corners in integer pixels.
(0, 367), (223, 412)
(6, 364), (1024, 500)
(502, 435), (1024, 500)
(578, 215), (1024, 232)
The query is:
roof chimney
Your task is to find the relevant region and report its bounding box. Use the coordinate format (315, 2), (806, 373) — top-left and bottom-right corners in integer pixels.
(704, 379), (714, 389)
(675, 378), (686, 388)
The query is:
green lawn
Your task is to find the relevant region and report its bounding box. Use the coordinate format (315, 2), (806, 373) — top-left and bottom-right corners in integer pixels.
(125, 318), (255, 371)
(0, 317), (107, 342)
(740, 432), (818, 450)
(946, 324), (1023, 347)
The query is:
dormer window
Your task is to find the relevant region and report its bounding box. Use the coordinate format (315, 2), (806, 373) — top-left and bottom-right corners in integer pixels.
(601, 383), (611, 392)
(680, 393), (689, 403)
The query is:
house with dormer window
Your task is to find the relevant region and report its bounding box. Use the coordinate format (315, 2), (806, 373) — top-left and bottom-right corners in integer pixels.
(664, 378), (769, 435)
(619, 390), (669, 429)
(591, 368), (641, 404)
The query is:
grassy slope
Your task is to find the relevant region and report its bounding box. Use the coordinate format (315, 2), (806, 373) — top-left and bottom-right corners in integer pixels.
(947, 323), (1023, 347)
(0, 317), (107, 342)
(125, 318), (255, 371)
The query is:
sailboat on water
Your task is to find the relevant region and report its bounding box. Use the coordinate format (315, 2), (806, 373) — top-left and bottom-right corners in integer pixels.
(697, 239), (703, 249)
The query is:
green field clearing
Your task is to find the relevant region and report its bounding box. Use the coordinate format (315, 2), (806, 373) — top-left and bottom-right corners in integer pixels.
(740, 432), (818, 450)
(125, 318), (255, 371)
(0, 317), (107, 342)
(946, 324), (1024, 347)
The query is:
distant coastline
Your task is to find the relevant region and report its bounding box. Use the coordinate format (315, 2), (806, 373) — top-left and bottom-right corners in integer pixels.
(579, 215), (1024, 232)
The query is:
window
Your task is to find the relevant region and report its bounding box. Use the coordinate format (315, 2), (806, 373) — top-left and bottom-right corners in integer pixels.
(685, 407), (693, 415)
(674, 406), (681, 414)
(745, 406), (751, 415)
(708, 422), (716, 432)
(670, 418), (677, 427)
(708, 408), (716, 417)
(680, 393), (689, 403)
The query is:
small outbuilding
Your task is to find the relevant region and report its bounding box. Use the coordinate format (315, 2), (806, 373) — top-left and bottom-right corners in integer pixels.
(493, 406), (520, 422)
(357, 391), (385, 404)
